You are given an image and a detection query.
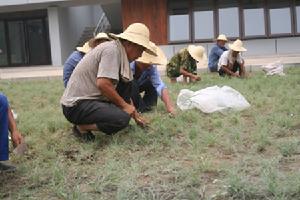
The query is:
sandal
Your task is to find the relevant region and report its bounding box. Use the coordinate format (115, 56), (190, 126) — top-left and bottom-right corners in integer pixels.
(72, 125), (95, 142)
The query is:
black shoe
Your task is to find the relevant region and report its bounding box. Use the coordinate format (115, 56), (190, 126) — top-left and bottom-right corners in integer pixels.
(0, 162), (16, 172)
(72, 126), (95, 142)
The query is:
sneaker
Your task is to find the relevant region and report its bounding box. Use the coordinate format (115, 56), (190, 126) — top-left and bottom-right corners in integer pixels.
(0, 162), (16, 172)
(72, 125), (95, 142)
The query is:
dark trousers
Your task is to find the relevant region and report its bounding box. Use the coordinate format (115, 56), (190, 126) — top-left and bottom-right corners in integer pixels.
(0, 93), (9, 161)
(218, 61), (241, 77)
(62, 80), (132, 135)
(131, 79), (158, 113)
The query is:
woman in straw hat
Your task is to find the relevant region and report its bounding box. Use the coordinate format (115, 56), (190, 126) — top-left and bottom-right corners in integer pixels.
(218, 39), (247, 78)
(208, 34), (228, 72)
(130, 42), (175, 116)
(166, 45), (206, 83)
(61, 23), (155, 141)
(63, 32), (110, 88)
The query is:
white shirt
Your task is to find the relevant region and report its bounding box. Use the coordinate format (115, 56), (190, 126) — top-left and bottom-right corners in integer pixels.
(218, 50), (243, 70)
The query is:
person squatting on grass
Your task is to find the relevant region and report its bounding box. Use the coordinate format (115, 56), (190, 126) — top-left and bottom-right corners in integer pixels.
(60, 23), (156, 141)
(0, 93), (23, 172)
(166, 45), (207, 83)
(208, 34), (228, 72)
(63, 33), (111, 88)
(130, 42), (176, 116)
(218, 39), (247, 78)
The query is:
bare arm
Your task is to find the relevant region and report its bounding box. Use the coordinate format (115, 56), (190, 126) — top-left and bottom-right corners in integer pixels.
(96, 78), (135, 115)
(8, 107), (23, 146)
(161, 88), (175, 114)
(180, 68), (201, 81)
(220, 66), (239, 77)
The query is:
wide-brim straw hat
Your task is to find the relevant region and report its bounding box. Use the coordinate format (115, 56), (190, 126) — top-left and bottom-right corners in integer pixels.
(216, 34), (228, 42)
(110, 23), (156, 56)
(228, 39), (247, 52)
(76, 42), (91, 54)
(136, 42), (167, 65)
(187, 45), (207, 62)
(94, 32), (110, 40)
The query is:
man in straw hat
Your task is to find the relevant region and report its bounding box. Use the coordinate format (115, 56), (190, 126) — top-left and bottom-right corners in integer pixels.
(0, 93), (23, 172)
(130, 42), (175, 115)
(63, 33), (110, 87)
(60, 23), (155, 141)
(208, 34), (228, 72)
(166, 45), (206, 83)
(218, 39), (247, 78)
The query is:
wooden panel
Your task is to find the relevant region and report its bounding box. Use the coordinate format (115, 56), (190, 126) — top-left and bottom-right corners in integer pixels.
(121, 0), (168, 45)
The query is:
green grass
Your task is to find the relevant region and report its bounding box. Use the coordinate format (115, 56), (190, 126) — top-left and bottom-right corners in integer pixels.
(0, 67), (300, 199)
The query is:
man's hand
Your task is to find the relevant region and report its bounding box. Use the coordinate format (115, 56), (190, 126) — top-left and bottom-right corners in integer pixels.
(132, 111), (149, 128)
(167, 106), (176, 117)
(122, 103), (136, 116)
(232, 73), (240, 78)
(191, 75), (201, 82)
(11, 131), (23, 148)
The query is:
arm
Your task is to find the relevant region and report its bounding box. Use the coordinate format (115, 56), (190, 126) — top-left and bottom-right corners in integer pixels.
(180, 68), (201, 80)
(220, 65), (240, 77)
(8, 107), (23, 147)
(161, 88), (175, 114)
(96, 78), (135, 115)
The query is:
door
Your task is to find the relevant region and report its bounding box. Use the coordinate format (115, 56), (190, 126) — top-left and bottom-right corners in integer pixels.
(26, 19), (50, 65)
(3, 18), (50, 66)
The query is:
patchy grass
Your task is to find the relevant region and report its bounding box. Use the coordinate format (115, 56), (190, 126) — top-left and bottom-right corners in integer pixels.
(0, 67), (300, 200)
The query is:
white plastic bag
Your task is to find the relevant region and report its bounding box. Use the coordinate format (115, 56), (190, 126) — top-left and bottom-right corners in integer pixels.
(177, 86), (250, 114)
(262, 60), (285, 76)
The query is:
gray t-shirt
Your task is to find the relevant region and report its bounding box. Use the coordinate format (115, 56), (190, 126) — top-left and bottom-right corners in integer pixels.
(60, 40), (122, 107)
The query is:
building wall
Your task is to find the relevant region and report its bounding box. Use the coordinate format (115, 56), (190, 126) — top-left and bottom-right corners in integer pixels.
(48, 4), (103, 65)
(160, 37), (300, 61)
(121, 0), (168, 45)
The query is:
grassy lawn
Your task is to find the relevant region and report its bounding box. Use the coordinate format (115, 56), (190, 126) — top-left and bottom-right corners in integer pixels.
(1, 67), (300, 200)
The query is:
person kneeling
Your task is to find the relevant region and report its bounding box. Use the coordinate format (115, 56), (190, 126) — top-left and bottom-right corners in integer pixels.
(131, 42), (175, 115)
(218, 39), (247, 78)
(166, 45), (206, 83)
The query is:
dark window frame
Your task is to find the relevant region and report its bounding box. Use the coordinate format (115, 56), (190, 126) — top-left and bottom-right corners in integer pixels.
(0, 10), (51, 67)
(167, 0), (300, 44)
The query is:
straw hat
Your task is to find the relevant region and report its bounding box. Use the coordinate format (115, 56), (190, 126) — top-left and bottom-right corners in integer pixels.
(136, 42), (167, 65)
(94, 32), (110, 40)
(187, 45), (207, 62)
(110, 23), (156, 55)
(76, 42), (91, 54)
(216, 34), (228, 42)
(228, 39), (247, 52)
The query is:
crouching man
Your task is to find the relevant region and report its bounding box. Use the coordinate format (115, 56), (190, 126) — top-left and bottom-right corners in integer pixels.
(218, 39), (247, 78)
(60, 23), (156, 141)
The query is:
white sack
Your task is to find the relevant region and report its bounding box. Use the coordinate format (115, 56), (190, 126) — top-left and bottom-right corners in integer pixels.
(262, 60), (285, 76)
(177, 86), (250, 113)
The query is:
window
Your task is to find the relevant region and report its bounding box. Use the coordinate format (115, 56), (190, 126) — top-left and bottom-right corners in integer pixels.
(243, 0), (265, 37)
(296, 0), (300, 33)
(0, 21), (8, 66)
(218, 0), (239, 38)
(193, 1), (214, 40)
(168, 0), (190, 42)
(268, 0), (292, 35)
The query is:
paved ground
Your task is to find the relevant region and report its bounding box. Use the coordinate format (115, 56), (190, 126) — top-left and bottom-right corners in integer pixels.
(0, 54), (300, 80)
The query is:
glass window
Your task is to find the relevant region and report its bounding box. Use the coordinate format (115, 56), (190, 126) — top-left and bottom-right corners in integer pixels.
(0, 21), (8, 66)
(243, 0), (265, 37)
(296, 1), (300, 33)
(268, 0), (292, 35)
(193, 1), (214, 40)
(8, 21), (26, 65)
(218, 0), (240, 37)
(168, 0), (190, 41)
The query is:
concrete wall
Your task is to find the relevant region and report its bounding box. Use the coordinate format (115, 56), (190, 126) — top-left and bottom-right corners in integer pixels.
(159, 37), (300, 60)
(48, 4), (103, 65)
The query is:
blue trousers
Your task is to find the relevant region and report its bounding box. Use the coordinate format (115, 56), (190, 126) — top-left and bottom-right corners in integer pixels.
(0, 93), (9, 161)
